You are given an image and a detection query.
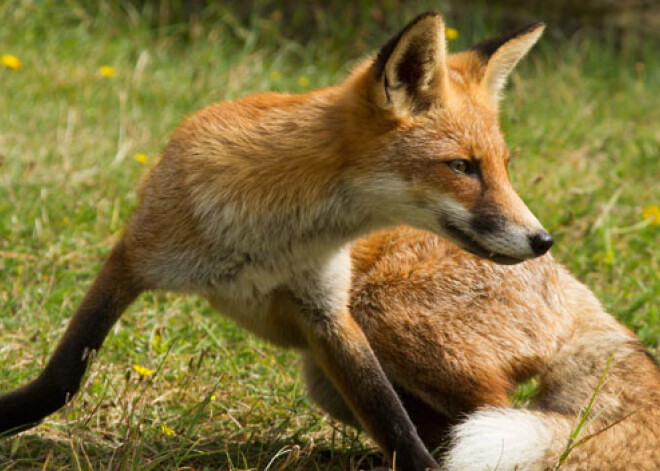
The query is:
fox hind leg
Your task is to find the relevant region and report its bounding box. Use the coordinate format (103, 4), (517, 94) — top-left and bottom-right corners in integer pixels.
(302, 353), (359, 428)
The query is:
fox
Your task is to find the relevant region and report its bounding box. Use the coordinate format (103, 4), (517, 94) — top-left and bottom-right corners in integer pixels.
(0, 13), (552, 470)
(304, 226), (660, 470)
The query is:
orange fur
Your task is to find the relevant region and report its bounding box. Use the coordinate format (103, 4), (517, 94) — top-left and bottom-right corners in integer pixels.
(306, 226), (660, 469)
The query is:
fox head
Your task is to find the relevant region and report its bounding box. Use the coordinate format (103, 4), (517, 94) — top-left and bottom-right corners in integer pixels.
(347, 13), (551, 264)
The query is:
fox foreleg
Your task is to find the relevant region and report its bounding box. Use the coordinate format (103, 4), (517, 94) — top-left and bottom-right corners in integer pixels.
(290, 250), (438, 470)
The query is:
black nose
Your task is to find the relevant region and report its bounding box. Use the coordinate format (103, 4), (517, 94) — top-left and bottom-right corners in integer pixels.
(529, 231), (554, 256)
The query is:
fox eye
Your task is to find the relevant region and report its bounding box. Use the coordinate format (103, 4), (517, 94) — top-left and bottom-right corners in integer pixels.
(447, 159), (473, 175)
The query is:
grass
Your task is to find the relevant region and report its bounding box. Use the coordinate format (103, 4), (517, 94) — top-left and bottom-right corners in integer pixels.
(554, 354), (614, 470)
(1, 1), (659, 469)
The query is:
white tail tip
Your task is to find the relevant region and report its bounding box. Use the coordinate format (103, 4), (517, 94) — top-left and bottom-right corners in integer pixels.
(444, 407), (554, 471)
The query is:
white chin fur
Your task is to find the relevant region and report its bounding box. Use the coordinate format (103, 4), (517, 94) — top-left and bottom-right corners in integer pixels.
(444, 408), (553, 471)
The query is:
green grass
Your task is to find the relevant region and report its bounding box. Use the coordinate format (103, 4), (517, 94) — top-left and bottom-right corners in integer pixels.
(1, 1), (659, 469)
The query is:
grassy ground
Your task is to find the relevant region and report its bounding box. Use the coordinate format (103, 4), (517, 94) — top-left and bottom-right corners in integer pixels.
(1, 1), (659, 469)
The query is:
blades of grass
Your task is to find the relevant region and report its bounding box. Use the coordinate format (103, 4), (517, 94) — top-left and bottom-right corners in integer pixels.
(554, 353), (614, 469)
(41, 449), (54, 471)
(263, 445), (292, 471)
(184, 379), (221, 439)
(572, 407), (639, 450)
(590, 187), (623, 234)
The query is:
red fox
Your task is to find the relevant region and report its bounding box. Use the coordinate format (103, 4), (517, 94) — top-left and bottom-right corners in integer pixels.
(305, 226), (660, 470)
(0, 13), (550, 470)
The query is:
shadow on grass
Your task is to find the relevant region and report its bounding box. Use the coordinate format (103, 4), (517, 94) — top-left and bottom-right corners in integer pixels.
(0, 431), (386, 470)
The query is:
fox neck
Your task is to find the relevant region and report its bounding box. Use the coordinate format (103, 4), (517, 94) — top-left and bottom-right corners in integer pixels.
(184, 87), (398, 257)
(271, 100), (413, 250)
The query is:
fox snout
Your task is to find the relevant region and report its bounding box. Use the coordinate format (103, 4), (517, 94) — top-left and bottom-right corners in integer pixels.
(434, 193), (552, 265)
(479, 198), (552, 251)
(445, 218), (553, 265)
(462, 204), (552, 264)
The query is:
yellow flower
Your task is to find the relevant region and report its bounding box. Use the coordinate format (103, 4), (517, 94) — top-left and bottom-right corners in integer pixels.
(132, 364), (154, 376)
(98, 66), (116, 78)
(445, 28), (459, 40)
(210, 394), (216, 401)
(642, 205), (660, 226)
(298, 76), (310, 87)
(1, 54), (22, 71)
(161, 424), (175, 436)
(270, 70), (281, 81)
(134, 153), (148, 164)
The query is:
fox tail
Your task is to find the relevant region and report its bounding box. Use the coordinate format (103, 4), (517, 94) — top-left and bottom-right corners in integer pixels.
(445, 329), (660, 471)
(444, 407), (572, 471)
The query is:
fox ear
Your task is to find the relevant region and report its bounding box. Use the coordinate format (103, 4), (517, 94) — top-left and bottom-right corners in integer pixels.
(372, 13), (448, 116)
(472, 22), (545, 102)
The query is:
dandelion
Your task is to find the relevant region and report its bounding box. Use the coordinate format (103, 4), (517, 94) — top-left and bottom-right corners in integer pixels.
(270, 70), (281, 81)
(132, 364), (154, 376)
(210, 394), (216, 401)
(134, 153), (148, 164)
(642, 205), (660, 226)
(1, 54), (22, 71)
(98, 66), (116, 78)
(445, 28), (459, 41)
(298, 76), (310, 87)
(161, 424), (175, 436)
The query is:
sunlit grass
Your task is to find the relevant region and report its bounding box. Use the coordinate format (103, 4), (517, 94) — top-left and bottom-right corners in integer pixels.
(0, 1), (658, 469)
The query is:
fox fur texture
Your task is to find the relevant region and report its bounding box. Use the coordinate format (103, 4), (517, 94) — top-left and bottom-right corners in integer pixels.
(305, 226), (660, 470)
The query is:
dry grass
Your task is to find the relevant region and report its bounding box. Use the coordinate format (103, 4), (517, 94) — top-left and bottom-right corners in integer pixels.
(0, 1), (658, 469)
